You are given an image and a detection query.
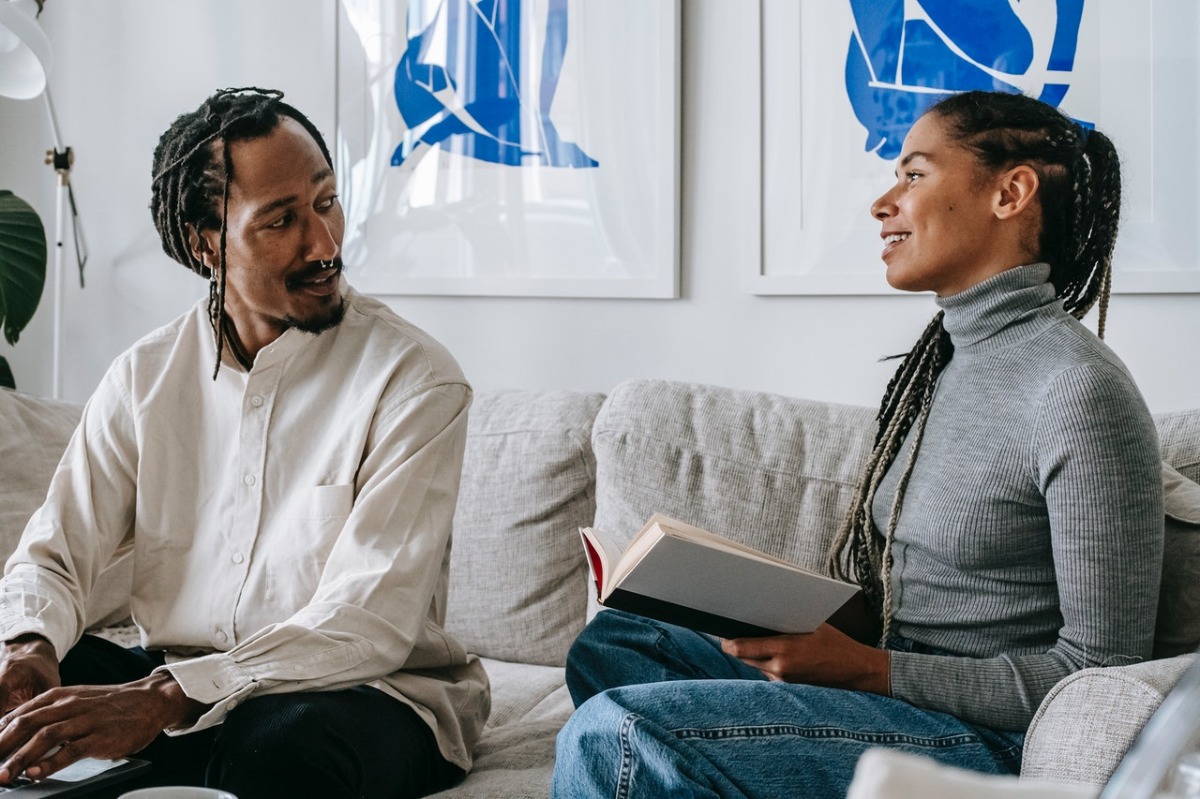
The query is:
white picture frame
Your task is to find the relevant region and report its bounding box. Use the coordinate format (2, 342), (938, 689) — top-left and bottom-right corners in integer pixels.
(334, 0), (680, 298)
(748, 0), (1200, 296)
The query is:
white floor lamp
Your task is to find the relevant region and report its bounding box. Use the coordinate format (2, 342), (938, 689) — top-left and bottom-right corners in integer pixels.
(0, 0), (86, 399)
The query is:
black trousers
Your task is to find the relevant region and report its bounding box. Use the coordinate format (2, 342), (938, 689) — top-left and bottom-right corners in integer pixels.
(58, 635), (463, 799)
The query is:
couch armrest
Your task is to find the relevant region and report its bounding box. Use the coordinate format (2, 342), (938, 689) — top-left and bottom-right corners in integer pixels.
(1021, 654), (1196, 785)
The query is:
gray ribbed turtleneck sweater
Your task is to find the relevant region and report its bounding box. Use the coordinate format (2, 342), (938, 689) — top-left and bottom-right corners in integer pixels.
(873, 264), (1164, 732)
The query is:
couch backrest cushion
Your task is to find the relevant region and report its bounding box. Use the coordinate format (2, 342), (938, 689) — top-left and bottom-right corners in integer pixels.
(1156, 408), (1200, 484)
(0, 389), (132, 628)
(1155, 462), (1200, 658)
(1153, 409), (1200, 658)
(446, 390), (605, 667)
(591, 379), (877, 579)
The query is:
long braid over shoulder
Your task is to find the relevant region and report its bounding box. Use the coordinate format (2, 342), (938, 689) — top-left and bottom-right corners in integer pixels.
(148, 87), (334, 378)
(826, 90), (1123, 635)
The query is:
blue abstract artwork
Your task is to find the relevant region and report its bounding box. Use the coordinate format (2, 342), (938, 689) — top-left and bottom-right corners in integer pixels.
(392, 0), (598, 169)
(845, 0), (1087, 159)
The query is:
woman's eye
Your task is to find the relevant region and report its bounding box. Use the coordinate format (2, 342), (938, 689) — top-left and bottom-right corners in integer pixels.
(905, 171), (923, 184)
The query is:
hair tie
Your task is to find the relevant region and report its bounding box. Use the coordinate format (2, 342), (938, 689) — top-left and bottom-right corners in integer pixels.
(1075, 122), (1091, 148)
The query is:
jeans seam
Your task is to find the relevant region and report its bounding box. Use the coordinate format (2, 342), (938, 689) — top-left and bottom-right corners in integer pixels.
(673, 724), (981, 750)
(616, 712), (639, 799)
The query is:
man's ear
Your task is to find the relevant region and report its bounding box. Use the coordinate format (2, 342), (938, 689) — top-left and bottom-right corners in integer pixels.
(187, 224), (219, 271)
(994, 165), (1040, 220)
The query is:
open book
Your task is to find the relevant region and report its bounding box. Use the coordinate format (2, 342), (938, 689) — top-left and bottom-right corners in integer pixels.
(580, 513), (859, 639)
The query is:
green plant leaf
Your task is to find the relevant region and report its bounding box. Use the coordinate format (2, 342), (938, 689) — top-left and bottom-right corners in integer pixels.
(0, 189), (48, 347)
(0, 355), (14, 390)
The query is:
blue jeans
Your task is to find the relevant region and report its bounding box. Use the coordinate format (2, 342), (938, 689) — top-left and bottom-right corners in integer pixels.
(553, 609), (1023, 799)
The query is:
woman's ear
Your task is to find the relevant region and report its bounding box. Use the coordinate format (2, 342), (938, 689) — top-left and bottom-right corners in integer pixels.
(187, 225), (218, 270)
(995, 165), (1040, 220)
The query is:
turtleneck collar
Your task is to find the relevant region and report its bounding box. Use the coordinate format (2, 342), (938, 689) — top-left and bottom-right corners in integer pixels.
(936, 263), (1064, 353)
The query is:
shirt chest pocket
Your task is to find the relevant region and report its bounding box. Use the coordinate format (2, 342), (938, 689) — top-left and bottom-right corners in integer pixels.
(279, 484), (355, 563)
(287, 484), (355, 521)
(268, 484), (356, 606)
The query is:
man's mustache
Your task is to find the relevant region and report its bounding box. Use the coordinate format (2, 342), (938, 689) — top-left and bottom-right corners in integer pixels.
(285, 257), (343, 289)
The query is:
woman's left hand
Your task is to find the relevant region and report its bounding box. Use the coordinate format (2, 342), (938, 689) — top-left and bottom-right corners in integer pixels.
(721, 623), (891, 695)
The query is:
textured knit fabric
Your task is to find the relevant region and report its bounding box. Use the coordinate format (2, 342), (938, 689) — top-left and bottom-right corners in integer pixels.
(446, 390), (605, 667)
(874, 263), (1164, 732)
(0, 285), (489, 770)
(1020, 652), (1195, 784)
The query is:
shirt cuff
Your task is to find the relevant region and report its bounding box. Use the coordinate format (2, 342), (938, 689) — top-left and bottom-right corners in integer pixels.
(156, 653), (257, 733)
(0, 619), (69, 661)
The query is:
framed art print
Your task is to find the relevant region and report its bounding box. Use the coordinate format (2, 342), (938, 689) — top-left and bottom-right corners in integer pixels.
(334, 0), (680, 298)
(749, 0), (1200, 295)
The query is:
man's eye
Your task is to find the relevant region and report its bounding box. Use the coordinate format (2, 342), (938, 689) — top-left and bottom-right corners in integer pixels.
(319, 194), (339, 210)
(267, 213), (292, 229)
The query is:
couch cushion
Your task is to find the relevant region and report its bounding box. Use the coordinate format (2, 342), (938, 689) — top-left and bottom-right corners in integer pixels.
(1156, 408), (1200, 484)
(1022, 654), (1196, 784)
(591, 379), (877, 576)
(0, 389), (132, 628)
(446, 390), (605, 667)
(426, 658), (570, 798)
(1155, 463), (1200, 658)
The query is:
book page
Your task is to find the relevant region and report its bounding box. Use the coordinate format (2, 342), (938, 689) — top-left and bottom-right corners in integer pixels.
(647, 513), (820, 574)
(579, 526), (620, 598)
(609, 519), (671, 588)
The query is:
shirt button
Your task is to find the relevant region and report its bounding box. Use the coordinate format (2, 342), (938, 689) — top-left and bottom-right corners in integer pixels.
(243, 474), (256, 486)
(250, 395), (264, 407)
(215, 630), (228, 643)
(232, 552), (244, 564)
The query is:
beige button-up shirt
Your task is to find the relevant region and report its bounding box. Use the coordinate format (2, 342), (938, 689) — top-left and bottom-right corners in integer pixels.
(0, 286), (489, 770)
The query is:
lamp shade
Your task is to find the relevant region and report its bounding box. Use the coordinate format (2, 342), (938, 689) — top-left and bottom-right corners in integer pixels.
(0, 0), (51, 100)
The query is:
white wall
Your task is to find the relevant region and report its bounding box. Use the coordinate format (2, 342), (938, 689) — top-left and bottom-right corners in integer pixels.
(2, 1), (1196, 412)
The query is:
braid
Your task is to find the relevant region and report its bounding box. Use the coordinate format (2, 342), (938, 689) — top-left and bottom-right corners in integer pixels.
(1060, 129), (1121, 336)
(827, 90), (1123, 642)
(210, 145), (234, 380)
(827, 314), (954, 625)
(148, 87), (334, 378)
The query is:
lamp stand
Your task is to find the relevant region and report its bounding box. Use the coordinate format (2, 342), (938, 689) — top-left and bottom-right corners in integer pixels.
(41, 86), (84, 400)
(47, 144), (67, 399)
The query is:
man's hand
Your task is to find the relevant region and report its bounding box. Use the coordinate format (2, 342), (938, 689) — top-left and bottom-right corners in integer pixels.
(0, 635), (60, 715)
(721, 623), (891, 695)
(0, 671), (206, 784)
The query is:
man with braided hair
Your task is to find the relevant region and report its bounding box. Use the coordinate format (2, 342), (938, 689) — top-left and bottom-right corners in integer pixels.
(0, 88), (488, 797)
(553, 90), (1163, 797)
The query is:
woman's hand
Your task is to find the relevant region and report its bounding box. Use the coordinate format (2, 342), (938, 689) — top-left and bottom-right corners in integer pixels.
(721, 623), (891, 695)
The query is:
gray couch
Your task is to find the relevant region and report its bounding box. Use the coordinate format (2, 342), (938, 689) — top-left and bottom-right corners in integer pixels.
(3, 379), (1199, 797)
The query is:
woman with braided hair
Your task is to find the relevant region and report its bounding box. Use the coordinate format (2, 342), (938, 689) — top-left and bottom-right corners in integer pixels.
(552, 90), (1163, 798)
